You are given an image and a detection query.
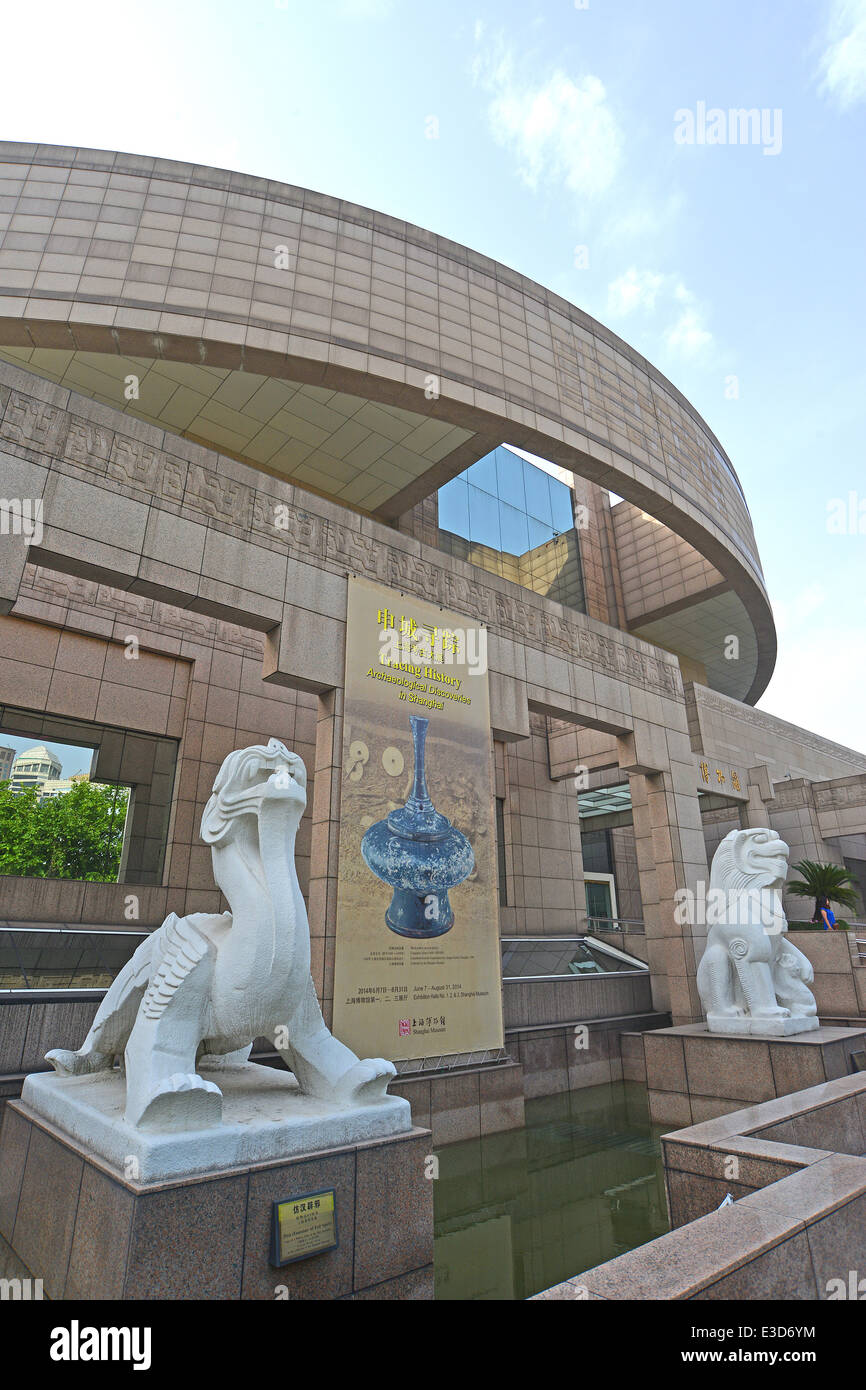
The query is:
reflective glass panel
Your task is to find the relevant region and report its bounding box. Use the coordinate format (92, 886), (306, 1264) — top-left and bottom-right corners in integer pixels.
(467, 452), (498, 496)
(501, 937), (646, 978)
(495, 447), (526, 511)
(550, 475), (575, 533)
(527, 516), (552, 550)
(499, 501), (530, 555)
(468, 484), (502, 550)
(522, 458), (553, 526)
(438, 477), (470, 537)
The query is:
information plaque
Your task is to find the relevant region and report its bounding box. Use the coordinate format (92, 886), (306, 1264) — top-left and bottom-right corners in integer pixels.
(270, 1189), (338, 1266)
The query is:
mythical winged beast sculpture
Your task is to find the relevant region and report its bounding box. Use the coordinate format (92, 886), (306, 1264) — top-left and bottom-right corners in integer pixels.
(696, 827), (818, 1034)
(47, 740), (396, 1130)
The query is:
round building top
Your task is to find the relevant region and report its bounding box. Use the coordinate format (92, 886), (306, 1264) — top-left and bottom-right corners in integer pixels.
(0, 142), (776, 701)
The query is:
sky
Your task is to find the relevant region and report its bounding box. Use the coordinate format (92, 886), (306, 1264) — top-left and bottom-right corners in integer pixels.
(0, 0), (864, 750)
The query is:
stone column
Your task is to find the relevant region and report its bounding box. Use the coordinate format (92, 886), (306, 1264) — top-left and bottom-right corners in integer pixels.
(309, 688), (344, 1028)
(740, 763), (775, 829)
(620, 721), (710, 1025)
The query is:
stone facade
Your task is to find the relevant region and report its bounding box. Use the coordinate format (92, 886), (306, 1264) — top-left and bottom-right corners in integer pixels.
(0, 144), (864, 1124)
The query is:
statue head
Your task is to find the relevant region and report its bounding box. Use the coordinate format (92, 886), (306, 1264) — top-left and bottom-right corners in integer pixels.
(200, 739), (307, 844)
(709, 827), (790, 894)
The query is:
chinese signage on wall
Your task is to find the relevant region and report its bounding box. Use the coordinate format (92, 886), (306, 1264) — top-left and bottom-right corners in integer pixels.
(698, 760), (746, 796)
(332, 575), (504, 1061)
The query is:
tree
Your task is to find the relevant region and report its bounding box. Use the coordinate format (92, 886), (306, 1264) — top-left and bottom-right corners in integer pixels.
(0, 780), (130, 881)
(786, 860), (861, 917)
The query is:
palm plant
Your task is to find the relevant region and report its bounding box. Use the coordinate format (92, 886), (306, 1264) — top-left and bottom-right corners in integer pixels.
(786, 860), (861, 917)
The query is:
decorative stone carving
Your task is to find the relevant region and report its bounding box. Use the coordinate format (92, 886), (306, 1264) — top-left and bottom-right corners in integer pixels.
(696, 828), (819, 1036)
(44, 739), (397, 1130)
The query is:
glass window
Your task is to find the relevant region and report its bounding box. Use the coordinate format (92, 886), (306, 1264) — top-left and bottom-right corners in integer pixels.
(586, 880), (613, 920)
(495, 447), (525, 511)
(468, 452), (498, 496)
(437, 445), (587, 613)
(499, 501), (530, 555)
(549, 476), (575, 534)
(522, 458), (553, 526)
(527, 516), (552, 552)
(438, 477), (470, 537)
(468, 484), (501, 550)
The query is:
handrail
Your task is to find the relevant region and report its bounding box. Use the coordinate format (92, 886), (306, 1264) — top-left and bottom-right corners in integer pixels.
(582, 916), (645, 934)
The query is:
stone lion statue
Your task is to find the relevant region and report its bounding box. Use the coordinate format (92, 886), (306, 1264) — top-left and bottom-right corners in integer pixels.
(47, 739), (396, 1130)
(696, 827), (818, 1035)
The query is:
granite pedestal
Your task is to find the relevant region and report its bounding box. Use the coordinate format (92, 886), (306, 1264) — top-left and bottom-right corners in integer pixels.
(0, 1068), (434, 1300)
(643, 1022), (866, 1128)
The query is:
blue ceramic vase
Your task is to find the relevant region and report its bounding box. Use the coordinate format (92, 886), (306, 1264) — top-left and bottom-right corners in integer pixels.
(361, 716), (474, 938)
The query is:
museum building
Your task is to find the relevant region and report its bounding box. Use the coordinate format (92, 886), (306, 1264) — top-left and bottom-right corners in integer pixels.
(0, 141), (865, 1139)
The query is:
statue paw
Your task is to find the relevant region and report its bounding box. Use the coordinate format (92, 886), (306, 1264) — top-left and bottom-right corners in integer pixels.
(341, 1057), (396, 1105)
(134, 1073), (223, 1132)
(46, 1047), (111, 1076)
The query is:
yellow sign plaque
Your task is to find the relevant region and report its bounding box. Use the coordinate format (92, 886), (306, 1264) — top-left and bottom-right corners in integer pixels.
(270, 1189), (338, 1266)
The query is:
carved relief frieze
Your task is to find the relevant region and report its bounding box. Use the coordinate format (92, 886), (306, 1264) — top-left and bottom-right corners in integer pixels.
(1, 379), (702, 704)
(814, 780), (866, 810)
(184, 461), (252, 528)
(3, 391), (70, 455)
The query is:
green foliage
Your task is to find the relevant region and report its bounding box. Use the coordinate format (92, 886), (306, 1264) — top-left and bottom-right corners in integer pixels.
(786, 859), (861, 914)
(0, 779), (130, 881)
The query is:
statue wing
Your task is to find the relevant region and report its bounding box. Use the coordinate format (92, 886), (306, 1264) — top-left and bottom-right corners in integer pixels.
(141, 913), (214, 1021)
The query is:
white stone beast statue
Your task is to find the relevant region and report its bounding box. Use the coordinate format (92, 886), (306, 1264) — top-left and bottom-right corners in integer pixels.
(696, 827), (818, 1035)
(47, 740), (395, 1129)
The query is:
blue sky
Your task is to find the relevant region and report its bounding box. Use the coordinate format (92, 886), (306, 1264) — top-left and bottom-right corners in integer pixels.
(1, 0), (864, 749)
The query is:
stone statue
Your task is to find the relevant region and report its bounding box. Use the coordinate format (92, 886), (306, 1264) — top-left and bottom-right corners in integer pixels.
(46, 739), (396, 1130)
(696, 827), (819, 1035)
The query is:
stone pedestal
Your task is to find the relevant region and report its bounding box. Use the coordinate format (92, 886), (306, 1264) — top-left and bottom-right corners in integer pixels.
(0, 1091), (434, 1300)
(20, 1063), (411, 1184)
(643, 1022), (866, 1128)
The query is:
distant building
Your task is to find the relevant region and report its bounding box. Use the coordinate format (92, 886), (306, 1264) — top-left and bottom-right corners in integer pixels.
(0, 746), (14, 783)
(9, 745), (62, 794)
(39, 773), (90, 800)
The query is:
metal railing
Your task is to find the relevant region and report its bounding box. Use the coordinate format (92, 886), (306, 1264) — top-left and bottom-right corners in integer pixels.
(0, 922), (148, 992)
(582, 916), (645, 936)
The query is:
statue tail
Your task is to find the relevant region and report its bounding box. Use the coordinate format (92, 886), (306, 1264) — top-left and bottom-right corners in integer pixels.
(46, 929), (156, 1073)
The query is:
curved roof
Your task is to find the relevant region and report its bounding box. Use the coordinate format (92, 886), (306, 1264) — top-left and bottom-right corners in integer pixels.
(0, 142), (776, 702)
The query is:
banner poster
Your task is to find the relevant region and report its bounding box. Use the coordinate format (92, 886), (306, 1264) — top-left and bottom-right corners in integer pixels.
(332, 575), (504, 1062)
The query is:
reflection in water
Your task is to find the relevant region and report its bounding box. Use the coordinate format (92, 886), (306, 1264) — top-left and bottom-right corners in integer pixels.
(433, 1081), (669, 1300)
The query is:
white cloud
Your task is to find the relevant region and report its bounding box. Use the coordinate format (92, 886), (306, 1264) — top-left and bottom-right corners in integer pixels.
(664, 283), (713, 356)
(818, 0), (866, 109)
(606, 270), (714, 357)
(607, 267), (665, 315)
(474, 43), (621, 199)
